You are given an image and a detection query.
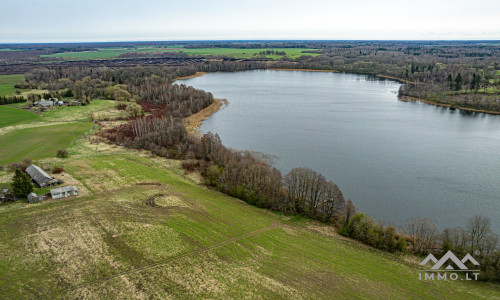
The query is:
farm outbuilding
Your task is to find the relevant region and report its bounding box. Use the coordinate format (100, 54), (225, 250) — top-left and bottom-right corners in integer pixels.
(50, 186), (78, 199)
(27, 192), (46, 203)
(26, 164), (61, 187)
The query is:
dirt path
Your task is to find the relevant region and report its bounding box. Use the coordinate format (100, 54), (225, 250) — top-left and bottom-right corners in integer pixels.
(58, 224), (282, 294)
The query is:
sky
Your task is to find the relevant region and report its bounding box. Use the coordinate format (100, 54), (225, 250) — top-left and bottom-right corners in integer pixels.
(1, 0), (499, 43)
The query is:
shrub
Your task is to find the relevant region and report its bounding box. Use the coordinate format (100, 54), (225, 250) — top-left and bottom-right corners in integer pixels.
(52, 167), (64, 174)
(57, 149), (69, 158)
(205, 165), (222, 187)
(396, 237), (407, 252)
(181, 159), (200, 171)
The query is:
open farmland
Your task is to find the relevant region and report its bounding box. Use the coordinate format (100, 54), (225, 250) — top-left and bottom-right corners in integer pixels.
(0, 101), (498, 298)
(0, 122), (92, 164)
(0, 105), (39, 127)
(41, 47), (320, 60)
(0, 74), (28, 96)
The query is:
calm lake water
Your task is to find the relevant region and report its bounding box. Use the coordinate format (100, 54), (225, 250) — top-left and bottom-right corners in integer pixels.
(178, 70), (500, 233)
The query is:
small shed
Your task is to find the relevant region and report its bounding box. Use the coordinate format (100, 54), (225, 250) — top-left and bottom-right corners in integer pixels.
(50, 186), (78, 199)
(28, 192), (38, 203)
(27, 192), (46, 203)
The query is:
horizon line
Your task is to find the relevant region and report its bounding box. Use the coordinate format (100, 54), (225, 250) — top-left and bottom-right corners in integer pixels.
(1, 39), (500, 45)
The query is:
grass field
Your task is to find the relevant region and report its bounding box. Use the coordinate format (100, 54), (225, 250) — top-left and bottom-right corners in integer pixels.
(0, 74), (28, 96)
(0, 122), (92, 164)
(41, 47), (320, 60)
(0, 105), (39, 127)
(0, 134), (499, 298)
(41, 100), (117, 122)
(0, 100), (118, 164)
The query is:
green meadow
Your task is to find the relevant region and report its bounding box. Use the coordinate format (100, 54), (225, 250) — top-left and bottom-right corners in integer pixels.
(0, 100), (117, 164)
(42, 47), (320, 60)
(0, 74), (28, 96)
(0, 122), (92, 164)
(0, 105), (39, 127)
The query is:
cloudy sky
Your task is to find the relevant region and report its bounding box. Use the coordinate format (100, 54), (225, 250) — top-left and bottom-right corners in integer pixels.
(1, 0), (499, 43)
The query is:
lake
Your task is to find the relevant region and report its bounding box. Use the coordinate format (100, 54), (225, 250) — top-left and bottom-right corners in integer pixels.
(178, 70), (500, 233)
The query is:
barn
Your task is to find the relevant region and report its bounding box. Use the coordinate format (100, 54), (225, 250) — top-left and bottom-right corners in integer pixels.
(25, 164), (61, 187)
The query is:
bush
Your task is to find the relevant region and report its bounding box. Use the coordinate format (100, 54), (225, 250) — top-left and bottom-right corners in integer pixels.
(205, 165), (222, 187)
(396, 237), (407, 252)
(52, 167), (64, 174)
(181, 159), (200, 171)
(57, 149), (69, 158)
(8, 159), (32, 172)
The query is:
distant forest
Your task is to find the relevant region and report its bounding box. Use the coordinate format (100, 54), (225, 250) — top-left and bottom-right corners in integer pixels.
(1, 40), (499, 113)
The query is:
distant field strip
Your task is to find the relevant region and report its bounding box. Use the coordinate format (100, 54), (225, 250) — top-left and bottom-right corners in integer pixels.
(42, 47), (320, 60)
(0, 74), (27, 96)
(0, 122), (92, 163)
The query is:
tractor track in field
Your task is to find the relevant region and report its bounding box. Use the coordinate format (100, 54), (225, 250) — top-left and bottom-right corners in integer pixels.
(56, 224), (282, 294)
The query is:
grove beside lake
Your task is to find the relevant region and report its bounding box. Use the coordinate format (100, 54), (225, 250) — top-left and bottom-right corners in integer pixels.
(179, 70), (500, 233)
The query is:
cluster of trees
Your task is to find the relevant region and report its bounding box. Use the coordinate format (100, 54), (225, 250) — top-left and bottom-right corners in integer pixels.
(189, 133), (350, 225)
(131, 79), (214, 118)
(405, 216), (499, 281)
(0, 95), (26, 105)
(339, 212), (407, 252)
(259, 50), (286, 56)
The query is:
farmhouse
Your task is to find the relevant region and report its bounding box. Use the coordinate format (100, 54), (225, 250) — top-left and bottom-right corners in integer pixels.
(50, 186), (78, 199)
(34, 99), (54, 108)
(25, 164), (61, 187)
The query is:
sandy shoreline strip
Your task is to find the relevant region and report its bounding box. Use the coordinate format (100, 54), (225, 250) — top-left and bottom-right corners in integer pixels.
(176, 72), (206, 80)
(183, 99), (227, 135)
(267, 68), (339, 73)
(376, 74), (415, 84)
(400, 95), (500, 115)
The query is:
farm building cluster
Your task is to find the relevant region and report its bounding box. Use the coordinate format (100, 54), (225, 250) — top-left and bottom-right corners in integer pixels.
(30, 98), (82, 112)
(1, 164), (79, 203)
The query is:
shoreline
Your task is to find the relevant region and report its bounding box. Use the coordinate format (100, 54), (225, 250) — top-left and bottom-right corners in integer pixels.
(375, 74), (415, 84)
(183, 98), (227, 135)
(176, 71), (206, 80)
(267, 68), (339, 73)
(399, 95), (500, 115)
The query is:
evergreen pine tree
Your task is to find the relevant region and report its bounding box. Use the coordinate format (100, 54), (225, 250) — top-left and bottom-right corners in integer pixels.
(447, 74), (453, 90)
(12, 169), (33, 197)
(455, 73), (462, 91)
